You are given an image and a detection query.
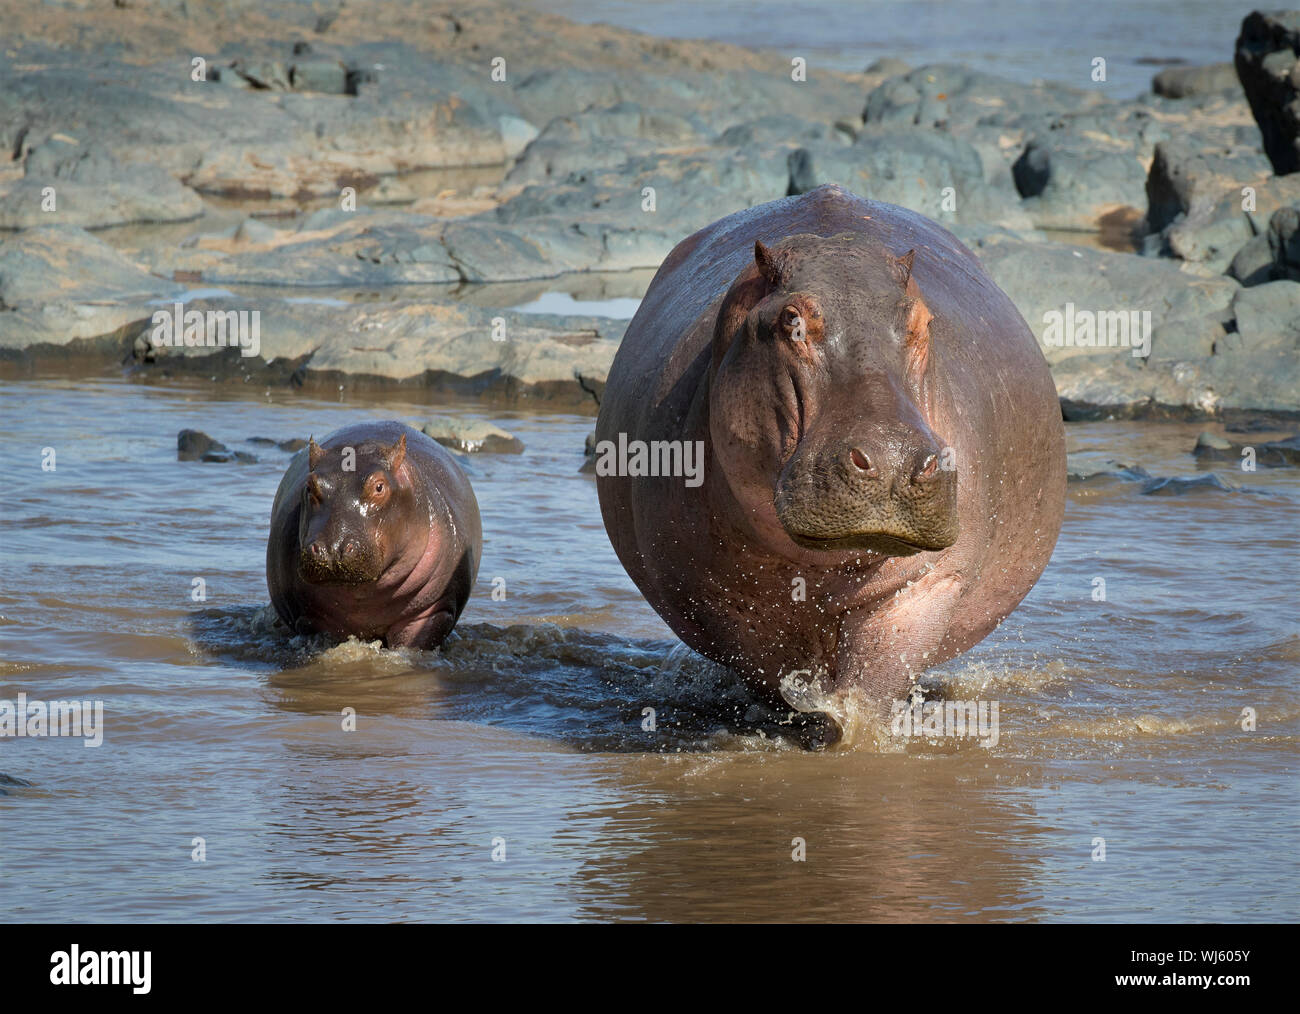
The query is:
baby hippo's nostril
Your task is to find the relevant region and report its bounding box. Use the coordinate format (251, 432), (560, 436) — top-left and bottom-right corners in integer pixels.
(915, 453), (939, 482)
(849, 448), (877, 475)
(308, 540), (329, 560)
(341, 539), (361, 560)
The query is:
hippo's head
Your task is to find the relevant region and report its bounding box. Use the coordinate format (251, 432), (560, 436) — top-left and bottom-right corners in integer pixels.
(708, 232), (958, 557)
(297, 432), (421, 584)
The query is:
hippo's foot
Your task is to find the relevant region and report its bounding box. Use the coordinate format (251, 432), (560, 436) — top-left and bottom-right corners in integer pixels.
(780, 709), (843, 750)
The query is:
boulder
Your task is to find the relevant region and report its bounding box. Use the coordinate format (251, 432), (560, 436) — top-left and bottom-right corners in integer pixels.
(790, 126), (1033, 229)
(1234, 10), (1300, 174)
(419, 417), (525, 453)
(1152, 63), (1241, 98)
(0, 226), (185, 361)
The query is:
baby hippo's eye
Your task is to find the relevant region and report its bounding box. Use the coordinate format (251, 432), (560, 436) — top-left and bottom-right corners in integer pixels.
(781, 305), (806, 342)
(365, 472), (390, 502)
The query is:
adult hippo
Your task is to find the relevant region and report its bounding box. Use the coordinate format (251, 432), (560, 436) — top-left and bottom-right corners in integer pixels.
(267, 421), (481, 649)
(595, 185), (1064, 708)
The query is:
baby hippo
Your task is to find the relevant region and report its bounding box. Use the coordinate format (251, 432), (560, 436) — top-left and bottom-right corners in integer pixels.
(267, 421), (481, 649)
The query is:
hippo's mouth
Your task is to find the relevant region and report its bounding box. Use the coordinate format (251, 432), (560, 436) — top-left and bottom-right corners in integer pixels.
(786, 531), (942, 556)
(298, 552), (383, 586)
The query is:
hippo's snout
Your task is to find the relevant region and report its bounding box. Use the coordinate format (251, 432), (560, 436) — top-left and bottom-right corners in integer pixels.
(775, 421), (959, 555)
(299, 533), (379, 585)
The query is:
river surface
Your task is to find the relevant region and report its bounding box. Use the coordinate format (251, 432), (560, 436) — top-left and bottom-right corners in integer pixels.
(532, 0), (1263, 98)
(1, 374), (1296, 922)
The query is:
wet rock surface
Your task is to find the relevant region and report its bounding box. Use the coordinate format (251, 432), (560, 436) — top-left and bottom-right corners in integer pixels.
(0, 1), (1295, 420)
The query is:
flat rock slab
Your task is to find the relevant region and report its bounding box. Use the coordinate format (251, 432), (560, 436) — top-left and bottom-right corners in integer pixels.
(130, 296), (625, 409)
(0, 225), (185, 358)
(419, 416), (524, 453)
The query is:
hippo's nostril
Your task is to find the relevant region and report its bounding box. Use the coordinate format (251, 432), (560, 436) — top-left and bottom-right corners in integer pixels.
(341, 539), (361, 560)
(916, 454), (939, 481)
(308, 541), (328, 560)
(849, 448), (875, 474)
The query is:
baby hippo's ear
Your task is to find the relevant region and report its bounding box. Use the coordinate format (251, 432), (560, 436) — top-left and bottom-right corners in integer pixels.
(384, 432), (407, 472)
(308, 436), (324, 469)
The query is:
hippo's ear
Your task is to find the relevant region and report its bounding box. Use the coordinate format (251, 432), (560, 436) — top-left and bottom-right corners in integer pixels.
(308, 436), (324, 469)
(384, 432), (407, 472)
(754, 240), (786, 288)
(891, 249), (918, 291)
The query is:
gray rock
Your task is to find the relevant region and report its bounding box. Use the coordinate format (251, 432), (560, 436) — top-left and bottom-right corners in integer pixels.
(1141, 473), (1239, 494)
(864, 57), (911, 78)
(863, 64), (1102, 128)
(0, 772), (33, 795)
(1159, 173), (1300, 272)
(1193, 429), (1300, 466)
(499, 115), (540, 162)
(1267, 204), (1300, 280)
(507, 103), (701, 184)
(0, 178), (205, 230)
(178, 429), (253, 462)
(193, 214), (462, 286)
(130, 296), (626, 409)
(964, 232), (1240, 365)
(233, 218), (282, 245)
(229, 60), (292, 91)
(419, 416), (524, 453)
(1228, 232), (1275, 286)
(1152, 63), (1241, 98)
(1148, 312), (1232, 360)
(1066, 455), (1151, 482)
(1013, 132), (1147, 232)
(717, 114), (845, 149)
(288, 59), (350, 95)
(1194, 430), (1232, 451)
(1227, 280), (1300, 353)
(790, 126), (1033, 229)
(1146, 139), (1273, 234)
(0, 138), (205, 229)
(247, 436), (308, 452)
(0, 226), (186, 360)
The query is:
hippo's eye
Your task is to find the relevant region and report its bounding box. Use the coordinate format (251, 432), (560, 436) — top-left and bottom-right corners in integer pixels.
(781, 306), (806, 342)
(365, 472), (390, 502)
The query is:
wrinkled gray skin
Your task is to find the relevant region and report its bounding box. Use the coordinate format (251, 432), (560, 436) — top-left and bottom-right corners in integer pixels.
(267, 421), (481, 649)
(596, 185), (1065, 712)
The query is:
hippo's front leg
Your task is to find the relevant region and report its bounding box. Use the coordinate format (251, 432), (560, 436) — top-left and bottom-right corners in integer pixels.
(385, 604), (457, 650)
(835, 573), (964, 700)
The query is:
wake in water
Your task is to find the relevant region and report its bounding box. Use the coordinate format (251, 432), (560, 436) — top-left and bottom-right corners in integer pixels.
(189, 602), (1283, 759)
(187, 605), (845, 751)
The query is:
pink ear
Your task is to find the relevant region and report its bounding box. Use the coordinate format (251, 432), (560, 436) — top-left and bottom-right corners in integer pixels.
(385, 432), (407, 472)
(904, 297), (933, 377)
(754, 240), (785, 287)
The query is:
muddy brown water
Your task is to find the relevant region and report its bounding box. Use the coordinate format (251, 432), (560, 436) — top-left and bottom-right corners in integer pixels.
(1, 372), (1296, 922)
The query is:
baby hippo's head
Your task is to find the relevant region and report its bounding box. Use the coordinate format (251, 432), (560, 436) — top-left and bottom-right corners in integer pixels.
(297, 432), (418, 585)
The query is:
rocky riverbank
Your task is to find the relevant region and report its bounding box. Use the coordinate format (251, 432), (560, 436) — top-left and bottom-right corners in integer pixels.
(1, 0), (1297, 420)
